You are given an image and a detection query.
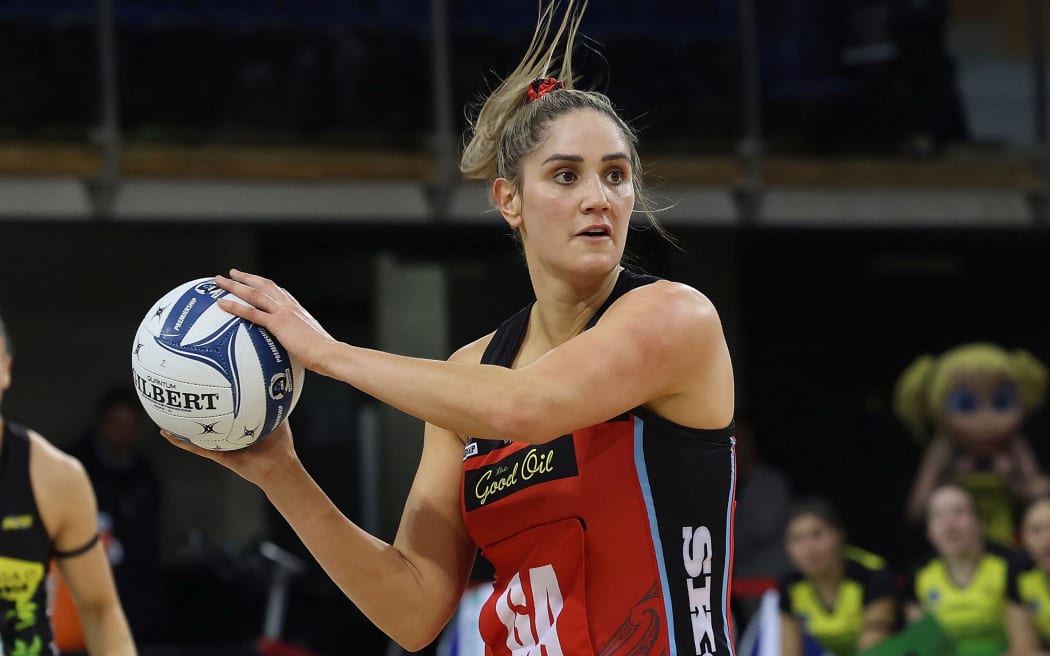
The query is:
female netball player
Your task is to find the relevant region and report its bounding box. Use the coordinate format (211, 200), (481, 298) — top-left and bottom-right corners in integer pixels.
(164, 2), (737, 653)
(0, 311), (137, 655)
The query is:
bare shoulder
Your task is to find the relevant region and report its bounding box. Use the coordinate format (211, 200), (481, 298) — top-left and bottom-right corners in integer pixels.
(606, 279), (722, 336)
(27, 429), (91, 505)
(28, 430), (99, 549)
(448, 330), (497, 365)
(608, 281), (733, 428)
(28, 429), (86, 481)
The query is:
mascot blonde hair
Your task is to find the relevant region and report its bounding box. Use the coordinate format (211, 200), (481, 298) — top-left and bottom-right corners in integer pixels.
(896, 343), (1048, 544)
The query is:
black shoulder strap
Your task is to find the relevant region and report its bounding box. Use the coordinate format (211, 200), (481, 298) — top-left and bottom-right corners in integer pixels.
(584, 269), (660, 330)
(480, 303), (532, 368)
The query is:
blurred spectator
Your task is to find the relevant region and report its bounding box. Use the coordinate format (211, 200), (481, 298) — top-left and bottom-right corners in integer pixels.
(68, 387), (164, 643)
(778, 498), (896, 656)
(905, 484), (1030, 655)
(1007, 494), (1050, 653)
(732, 417), (793, 624)
(841, 0), (969, 156)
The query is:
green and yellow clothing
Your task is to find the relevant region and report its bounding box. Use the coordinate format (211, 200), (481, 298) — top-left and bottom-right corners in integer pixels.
(963, 469), (1017, 546)
(908, 541), (1016, 656)
(1007, 556), (1050, 648)
(779, 547), (895, 656)
(0, 422), (55, 656)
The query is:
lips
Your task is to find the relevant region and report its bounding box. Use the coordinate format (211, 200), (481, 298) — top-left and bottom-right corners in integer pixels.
(575, 224), (611, 237)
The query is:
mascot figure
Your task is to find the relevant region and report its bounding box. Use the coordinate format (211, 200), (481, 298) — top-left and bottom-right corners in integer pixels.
(896, 342), (1048, 544)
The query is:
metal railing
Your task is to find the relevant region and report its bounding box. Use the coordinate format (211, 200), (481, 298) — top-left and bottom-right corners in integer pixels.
(43, 1), (1050, 224)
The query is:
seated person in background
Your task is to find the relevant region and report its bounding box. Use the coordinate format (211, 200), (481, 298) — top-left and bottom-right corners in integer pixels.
(906, 483), (1032, 656)
(1007, 495), (1050, 655)
(779, 498), (896, 656)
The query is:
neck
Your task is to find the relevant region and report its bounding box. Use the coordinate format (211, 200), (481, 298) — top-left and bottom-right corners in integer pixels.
(527, 265), (621, 348)
(944, 544), (983, 582)
(810, 559), (844, 588)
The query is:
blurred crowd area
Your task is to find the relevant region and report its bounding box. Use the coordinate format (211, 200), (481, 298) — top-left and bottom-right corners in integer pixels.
(0, 0), (1039, 157)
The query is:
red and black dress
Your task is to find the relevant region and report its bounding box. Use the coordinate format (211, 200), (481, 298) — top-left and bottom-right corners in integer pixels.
(461, 270), (737, 656)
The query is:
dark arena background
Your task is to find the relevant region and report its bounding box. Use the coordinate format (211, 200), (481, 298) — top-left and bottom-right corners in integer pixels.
(1, 1), (1049, 655)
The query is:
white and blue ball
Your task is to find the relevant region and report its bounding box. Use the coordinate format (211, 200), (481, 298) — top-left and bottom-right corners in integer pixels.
(131, 277), (304, 451)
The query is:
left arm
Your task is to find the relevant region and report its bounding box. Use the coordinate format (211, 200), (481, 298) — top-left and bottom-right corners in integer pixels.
(39, 442), (136, 655)
(216, 271), (733, 443)
(857, 597), (897, 650)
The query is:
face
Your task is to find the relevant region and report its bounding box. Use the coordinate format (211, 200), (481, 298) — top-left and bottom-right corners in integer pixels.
(495, 109), (635, 279)
(926, 487), (982, 558)
(785, 514), (843, 578)
(1022, 499), (1050, 571)
(940, 370), (1023, 457)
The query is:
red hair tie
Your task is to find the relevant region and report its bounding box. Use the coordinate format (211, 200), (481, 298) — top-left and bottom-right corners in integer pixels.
(526, 77), (565, 103)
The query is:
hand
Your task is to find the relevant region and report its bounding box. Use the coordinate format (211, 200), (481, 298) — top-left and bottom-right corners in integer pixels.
(161, 420), (300, 490)
(214, 269), (336, 373)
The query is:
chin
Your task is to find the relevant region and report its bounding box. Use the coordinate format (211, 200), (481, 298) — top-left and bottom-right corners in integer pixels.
(573, 251), (621, 275)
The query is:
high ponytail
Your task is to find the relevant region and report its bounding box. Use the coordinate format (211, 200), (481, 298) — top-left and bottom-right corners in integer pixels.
(460, 0), (587, 181)
(458, 1), (677, 248)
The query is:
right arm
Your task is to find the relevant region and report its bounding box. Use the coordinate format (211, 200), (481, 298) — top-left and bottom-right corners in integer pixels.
(273, 421), (476, 650)
(163, 344), (483, 652)
(166, 420), (476, 651)
(780, 612), (804, 656)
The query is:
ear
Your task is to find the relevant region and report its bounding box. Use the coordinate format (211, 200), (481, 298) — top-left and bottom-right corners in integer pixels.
(493, 178), (523, 230)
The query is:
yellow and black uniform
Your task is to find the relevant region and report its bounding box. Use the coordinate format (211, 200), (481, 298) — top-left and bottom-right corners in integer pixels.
(0, 421), (56, 656)
(778, 547), (895, 656)
(1007, 555), (1050, 648)
(962, 468), (1017, 546)
(908, 540), (1016, 656)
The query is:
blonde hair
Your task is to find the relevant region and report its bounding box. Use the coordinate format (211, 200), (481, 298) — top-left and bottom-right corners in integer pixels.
(459, 0), (669, 240)
(894, 342), (1048, 443)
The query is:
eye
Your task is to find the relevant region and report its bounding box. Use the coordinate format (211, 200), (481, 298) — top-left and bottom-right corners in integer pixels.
(554, 170), (576, 184)
(945, 388), (978, 414)
(991, 382), (1019, 412)
(605, 168), (626, 184)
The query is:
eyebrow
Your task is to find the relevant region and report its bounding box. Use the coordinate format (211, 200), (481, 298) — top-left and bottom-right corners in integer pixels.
(541, 152), (630, 165)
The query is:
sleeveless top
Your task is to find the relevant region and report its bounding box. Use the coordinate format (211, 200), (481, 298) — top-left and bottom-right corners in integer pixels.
(1008, 555), (1050, 648)
(0, 421), (57, 656)
(908, 540), (1016, 656)
(460, 270), (737, 656)
(778, 546), (895, 656)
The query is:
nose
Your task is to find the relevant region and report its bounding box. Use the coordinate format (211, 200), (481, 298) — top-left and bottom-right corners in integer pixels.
(580, 173), (611, 213)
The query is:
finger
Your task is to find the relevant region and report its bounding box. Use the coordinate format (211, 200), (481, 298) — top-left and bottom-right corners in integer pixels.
(160, 430), (220, 460)
(216, 298), (271, 326)
(215, 275), (278, 312)
(229, 268), (277, 291)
